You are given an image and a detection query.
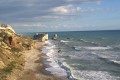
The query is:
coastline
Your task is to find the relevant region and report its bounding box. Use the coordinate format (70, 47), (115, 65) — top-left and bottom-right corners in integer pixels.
(16, 41), (68, 80)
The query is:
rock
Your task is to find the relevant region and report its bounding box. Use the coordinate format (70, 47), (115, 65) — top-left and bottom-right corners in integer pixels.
(52, 34), (58, 40)
(58, 50), (61, 53)
(33, 33), (39, 40)
(33, 33), (48, 42)
(41, 33), (48, 41)
(67, 37), (70, 39)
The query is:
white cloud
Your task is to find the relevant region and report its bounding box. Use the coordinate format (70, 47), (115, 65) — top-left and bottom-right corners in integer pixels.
(51, 5), (81, 15)
(2, 0), (117, 32)
(52, 6), (69, 14)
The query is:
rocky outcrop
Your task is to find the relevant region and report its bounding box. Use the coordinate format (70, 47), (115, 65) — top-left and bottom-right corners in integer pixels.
(52, 34), (58, 40)
(41, 33), (48, 41)
(0, 24), (34, 80)
(33, 33), (48, 42)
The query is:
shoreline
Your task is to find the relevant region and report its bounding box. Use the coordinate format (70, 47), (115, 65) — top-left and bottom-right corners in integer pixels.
(16, 41), (68, 80)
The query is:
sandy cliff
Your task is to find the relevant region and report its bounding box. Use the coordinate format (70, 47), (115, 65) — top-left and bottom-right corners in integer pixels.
(0, 24), (34, 80)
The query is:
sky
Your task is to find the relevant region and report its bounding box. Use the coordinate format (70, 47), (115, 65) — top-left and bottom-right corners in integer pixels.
(0, 0), (120, 32)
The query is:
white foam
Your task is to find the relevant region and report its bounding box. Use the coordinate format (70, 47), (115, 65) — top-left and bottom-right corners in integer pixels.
(46, 61), (66, 76)
(45, 60), (67, 77)
(42, 40), (67, 77)
(85, 46), (111, 50)
(46, 58), (54, 61)
(74, 46), (82, 51)
(60, 40), (71, 43)
(63, 62), (74, 70)
(71, 63), (81, 66)
(46, 67), (67, 76)
(79, 39), (88, 43)
(45, 40), (51, 45)
(69, 54), (81, 59)
(71, 70), (118, 80)
(110, 60), (120, 64)
(46, 50), (54, 56)
(74, 46), (112, 51)
(92, 52), (120, 65)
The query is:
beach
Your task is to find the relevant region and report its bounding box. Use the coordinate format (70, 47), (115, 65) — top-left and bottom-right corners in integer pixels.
(15, 41), (68, 80)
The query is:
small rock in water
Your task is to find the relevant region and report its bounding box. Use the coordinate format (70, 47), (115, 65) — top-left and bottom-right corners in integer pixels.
(58, 50), (61, 53)
(52, 34), (58, 40)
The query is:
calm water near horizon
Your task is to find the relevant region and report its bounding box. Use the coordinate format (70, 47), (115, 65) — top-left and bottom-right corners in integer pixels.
(22, 30), (120, 80)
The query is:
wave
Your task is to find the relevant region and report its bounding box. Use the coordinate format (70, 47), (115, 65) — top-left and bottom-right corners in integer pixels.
(112, 45), (120, 51)
(58, 61), (75, 80)
(73, 46), (81, 51)
(78, 39), (98, 46)
(45, 61), (67, 77)
(71, 70), (118, 80)
(60, 40), (71, 43)
(110, 60), (120, 65)
(43, 40), (120, 80)
(79, 39), (88, 42)
(43, 40), (78, 80)
(73, 46), (112, 51)
(60, 61), (119, 80)
(43, 40), (67, 77)
(92, 52), (120, 65)
(85, 46), (111, 50)
(98, 57), (120, 66)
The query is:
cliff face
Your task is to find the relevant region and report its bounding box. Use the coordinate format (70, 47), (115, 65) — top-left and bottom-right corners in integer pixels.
(0, 24), (34, 79)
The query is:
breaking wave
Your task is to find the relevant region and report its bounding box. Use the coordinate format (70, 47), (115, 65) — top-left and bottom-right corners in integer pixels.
(74, 46), (112, 51)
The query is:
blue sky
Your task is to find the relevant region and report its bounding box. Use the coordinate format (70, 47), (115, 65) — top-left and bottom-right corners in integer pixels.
(0, 0), (120, 32)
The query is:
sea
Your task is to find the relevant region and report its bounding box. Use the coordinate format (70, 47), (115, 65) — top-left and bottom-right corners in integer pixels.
(21, 30), (120, 80)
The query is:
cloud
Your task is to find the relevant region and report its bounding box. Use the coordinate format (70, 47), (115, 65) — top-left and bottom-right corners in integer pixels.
(0, 0), (101, 19)
(52, 6), (69, 14)
(51, 4), (81, 15)
(1, 0), (112, 32)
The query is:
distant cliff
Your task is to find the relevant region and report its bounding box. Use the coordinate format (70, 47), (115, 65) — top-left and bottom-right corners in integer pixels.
(0, 24), (34, 80)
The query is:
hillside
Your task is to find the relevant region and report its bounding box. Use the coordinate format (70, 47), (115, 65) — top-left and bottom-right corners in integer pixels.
(0, 24), (34, 80)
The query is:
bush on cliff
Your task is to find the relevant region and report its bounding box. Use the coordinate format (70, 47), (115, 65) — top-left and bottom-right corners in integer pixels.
(11, 47), (21, 53)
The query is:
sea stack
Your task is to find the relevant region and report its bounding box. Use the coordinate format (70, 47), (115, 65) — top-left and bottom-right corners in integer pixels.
(52, 34), (58, 40)
(41, 33), (48, 41)
(33, 33), (48, 42)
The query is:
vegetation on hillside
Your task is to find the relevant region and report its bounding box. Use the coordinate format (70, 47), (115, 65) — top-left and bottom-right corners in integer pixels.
(0, 24), (34, 80)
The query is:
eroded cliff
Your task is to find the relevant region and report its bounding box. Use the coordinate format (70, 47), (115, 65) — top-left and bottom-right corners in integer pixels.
(0, 24), (34, 80)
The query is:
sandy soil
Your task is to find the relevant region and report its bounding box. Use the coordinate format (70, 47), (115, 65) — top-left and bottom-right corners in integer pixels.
(17, 41), (68, 80)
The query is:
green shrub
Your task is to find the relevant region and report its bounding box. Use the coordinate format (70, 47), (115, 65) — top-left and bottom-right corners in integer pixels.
(2, 61), (17, 73)
(2, 66), (12, 73)
(11, 47), (21, 53)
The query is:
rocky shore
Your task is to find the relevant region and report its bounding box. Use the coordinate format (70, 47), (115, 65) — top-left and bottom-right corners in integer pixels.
(0, 24), (68, 80)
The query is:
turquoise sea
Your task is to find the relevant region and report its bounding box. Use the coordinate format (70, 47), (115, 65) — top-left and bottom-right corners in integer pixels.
(22, 30), (120, 80)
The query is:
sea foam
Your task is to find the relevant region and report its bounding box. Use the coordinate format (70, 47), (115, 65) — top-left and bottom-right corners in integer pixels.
(74, 46), (112, 51)
(42, 40), (67, 77)
(71, 70), (118, 80)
